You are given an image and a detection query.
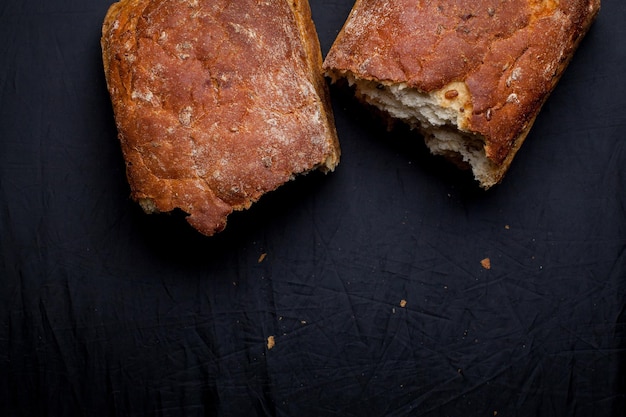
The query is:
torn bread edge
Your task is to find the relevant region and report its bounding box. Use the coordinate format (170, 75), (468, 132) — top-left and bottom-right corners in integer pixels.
(325, 72), (534, 190)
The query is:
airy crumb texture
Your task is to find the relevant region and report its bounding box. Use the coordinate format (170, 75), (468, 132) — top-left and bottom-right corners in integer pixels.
(324, 0), (600, 188)
(101, 0), (340, 235)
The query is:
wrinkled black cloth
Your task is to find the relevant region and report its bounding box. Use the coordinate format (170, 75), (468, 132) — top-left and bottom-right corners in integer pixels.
(1, 1), (624, 416)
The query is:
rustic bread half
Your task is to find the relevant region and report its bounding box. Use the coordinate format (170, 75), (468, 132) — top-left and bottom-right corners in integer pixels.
(102, 0), (340, 236)
(323, 0), (600, 188)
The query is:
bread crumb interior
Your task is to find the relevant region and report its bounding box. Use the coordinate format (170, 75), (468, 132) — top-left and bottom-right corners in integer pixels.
(340, 73), (500, 188)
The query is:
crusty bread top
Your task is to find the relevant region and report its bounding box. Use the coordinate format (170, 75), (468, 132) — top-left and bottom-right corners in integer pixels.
(323, 0), (600, 166)
(101, 0), (340, 236)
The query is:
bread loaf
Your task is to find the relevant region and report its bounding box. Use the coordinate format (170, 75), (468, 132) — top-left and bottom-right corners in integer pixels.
(101, 0), (340, 236)
(323, 0), (600, 188)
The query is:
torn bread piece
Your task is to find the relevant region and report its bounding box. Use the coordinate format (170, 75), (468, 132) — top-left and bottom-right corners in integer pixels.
(323, 0), (600, 188)
(101, 0), (340, 236)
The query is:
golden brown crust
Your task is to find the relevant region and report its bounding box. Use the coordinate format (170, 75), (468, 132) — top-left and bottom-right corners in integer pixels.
(101, 0), (340, 236)
(323, 0), (600, 184)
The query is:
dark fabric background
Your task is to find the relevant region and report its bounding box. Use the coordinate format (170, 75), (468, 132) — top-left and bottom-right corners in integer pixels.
(1, 1), (625, 416)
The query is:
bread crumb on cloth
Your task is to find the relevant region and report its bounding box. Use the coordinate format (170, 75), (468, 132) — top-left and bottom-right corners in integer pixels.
(481, 258), (491, 270)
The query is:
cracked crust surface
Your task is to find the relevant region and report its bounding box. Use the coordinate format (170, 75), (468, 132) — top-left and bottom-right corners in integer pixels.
(324, 0), (600, 187)
(102, 0), (340, 235)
